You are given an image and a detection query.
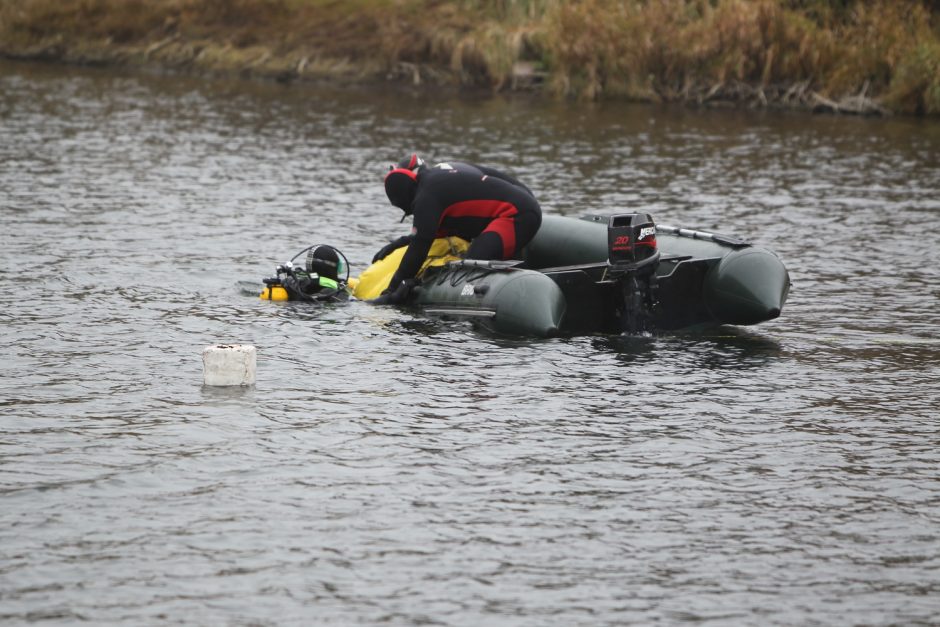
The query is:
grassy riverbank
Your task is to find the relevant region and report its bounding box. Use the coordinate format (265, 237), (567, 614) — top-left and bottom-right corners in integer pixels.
(2, 0), (939, 114)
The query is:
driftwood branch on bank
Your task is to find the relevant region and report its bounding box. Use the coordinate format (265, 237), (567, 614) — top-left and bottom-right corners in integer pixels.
(809, 82), (889, 116)
(688, 80), (888, 116)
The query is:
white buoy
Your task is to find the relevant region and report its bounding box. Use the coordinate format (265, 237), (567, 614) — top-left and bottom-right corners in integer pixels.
(202, 344), (256, 386)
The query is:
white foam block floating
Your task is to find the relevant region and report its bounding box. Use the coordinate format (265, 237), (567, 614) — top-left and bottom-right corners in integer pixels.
(202, 344), (257, 386)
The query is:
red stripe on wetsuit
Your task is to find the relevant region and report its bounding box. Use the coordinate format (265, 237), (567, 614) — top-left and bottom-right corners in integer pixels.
(438, 200), (519, 258)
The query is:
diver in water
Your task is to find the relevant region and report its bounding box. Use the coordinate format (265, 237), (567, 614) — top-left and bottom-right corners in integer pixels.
(371, 153), (542, 304)
(275, 244), (349, 303)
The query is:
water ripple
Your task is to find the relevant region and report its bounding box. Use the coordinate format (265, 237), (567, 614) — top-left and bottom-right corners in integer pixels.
(2, 60), (940, 625)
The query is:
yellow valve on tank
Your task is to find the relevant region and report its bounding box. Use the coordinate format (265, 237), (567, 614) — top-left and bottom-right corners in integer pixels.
(260, 285), (289, 301)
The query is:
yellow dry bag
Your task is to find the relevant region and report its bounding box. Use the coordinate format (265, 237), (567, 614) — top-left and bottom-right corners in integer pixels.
(352, 237), (469, 300)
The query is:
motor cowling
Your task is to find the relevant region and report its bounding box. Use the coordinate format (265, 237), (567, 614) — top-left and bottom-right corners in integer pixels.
(607, 213), (658, 267)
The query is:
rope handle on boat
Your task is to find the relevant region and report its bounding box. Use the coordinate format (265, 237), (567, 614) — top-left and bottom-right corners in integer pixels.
(424, 261), (492, 287)
(440, 259), (525, 286)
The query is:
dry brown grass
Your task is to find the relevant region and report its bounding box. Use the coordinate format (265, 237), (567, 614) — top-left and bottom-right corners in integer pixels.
(1, 0), (938, 113)
(539, 0), (940, 113)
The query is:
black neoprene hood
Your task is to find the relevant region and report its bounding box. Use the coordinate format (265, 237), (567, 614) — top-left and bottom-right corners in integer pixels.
(306, 245), (340, 280)
(383, 153), (424, 214)
(384, 167), (418, 212)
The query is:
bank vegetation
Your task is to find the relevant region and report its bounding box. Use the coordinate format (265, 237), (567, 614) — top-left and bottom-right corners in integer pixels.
(1, 0), (939, 115)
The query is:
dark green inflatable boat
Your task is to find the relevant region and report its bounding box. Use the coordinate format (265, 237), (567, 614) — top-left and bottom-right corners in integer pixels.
(398, 213), (790, 337)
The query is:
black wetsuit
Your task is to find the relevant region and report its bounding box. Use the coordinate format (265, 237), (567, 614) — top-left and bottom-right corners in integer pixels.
(281, 275), (348, 303)
(388, 162), (542, 290)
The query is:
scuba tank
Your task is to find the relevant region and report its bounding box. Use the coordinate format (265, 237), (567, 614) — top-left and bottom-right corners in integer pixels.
(260, 281), (290, 301)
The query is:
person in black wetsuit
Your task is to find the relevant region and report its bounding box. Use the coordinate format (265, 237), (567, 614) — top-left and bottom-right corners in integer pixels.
(372, 153), (542, 304)
(278, 244), (349, 303)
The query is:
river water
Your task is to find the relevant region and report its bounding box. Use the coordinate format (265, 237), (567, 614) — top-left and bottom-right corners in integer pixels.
(2, 60), (939, 625)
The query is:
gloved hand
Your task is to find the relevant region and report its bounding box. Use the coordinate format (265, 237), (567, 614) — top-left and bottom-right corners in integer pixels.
(368, 279), (417, 305)
(372, 235), (413, 263)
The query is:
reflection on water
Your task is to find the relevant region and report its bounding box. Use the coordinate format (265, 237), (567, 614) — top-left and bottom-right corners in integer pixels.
(594, 328), (783, 369)
(2, 59), (940, 625)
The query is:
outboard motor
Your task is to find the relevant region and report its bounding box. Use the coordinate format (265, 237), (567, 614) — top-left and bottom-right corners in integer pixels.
(606, 213), (661, 333)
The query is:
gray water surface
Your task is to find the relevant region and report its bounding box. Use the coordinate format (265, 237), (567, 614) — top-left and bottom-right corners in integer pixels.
(2, 60), (939, 625)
